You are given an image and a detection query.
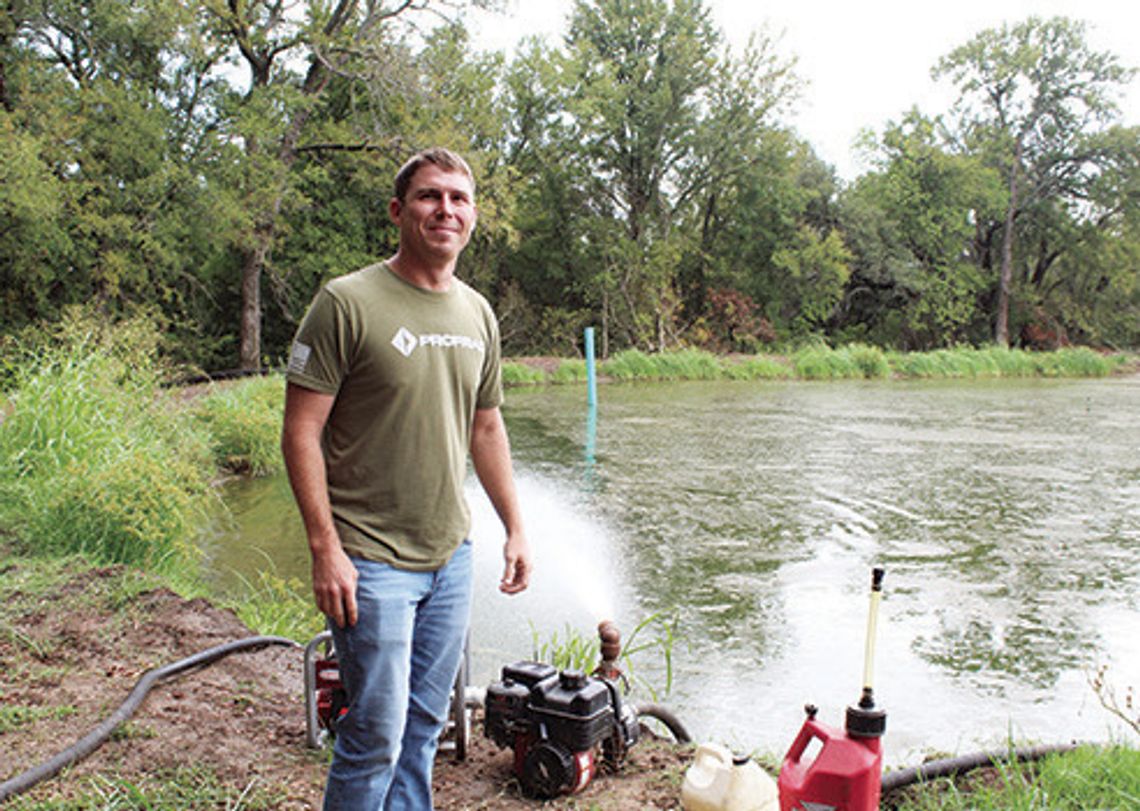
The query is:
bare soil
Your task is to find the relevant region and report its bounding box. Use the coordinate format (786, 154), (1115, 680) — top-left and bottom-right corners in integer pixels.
(0, 562), (692, 809)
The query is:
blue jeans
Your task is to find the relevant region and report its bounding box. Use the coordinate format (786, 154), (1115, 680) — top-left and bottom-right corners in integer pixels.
(323, 541), (473, 811)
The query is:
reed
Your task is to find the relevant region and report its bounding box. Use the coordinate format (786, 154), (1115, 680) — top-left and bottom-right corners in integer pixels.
(723, 355), (792, 380)
(551, 358), (589, 384)
(601, 348), (660, 381)
(501, 361), (546, 386)
(193, 375), (286, 476)
(502, 345), (1129, 386)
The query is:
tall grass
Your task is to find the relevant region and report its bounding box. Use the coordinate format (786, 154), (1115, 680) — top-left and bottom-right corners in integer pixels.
(500, 345), (1129, 386)
(193, 375), (286, 476)
(0, 312), (215, 570)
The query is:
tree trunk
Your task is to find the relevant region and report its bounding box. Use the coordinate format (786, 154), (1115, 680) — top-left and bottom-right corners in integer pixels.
(994, 140), (1022, 347)
(239, 243), (264, 370)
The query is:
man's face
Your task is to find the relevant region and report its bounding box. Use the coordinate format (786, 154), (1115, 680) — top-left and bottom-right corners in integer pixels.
(389, 163), (476, 263)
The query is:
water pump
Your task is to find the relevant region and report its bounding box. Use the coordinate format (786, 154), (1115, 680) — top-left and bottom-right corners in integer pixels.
(484, 622), (640, 798)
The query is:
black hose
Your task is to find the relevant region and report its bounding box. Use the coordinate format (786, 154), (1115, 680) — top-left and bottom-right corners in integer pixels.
(633, 702), (693, 743)
(0, 635), (300, 803)
(881, 742), (1080, 793)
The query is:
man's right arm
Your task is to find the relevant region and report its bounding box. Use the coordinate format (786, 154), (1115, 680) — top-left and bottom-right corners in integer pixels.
(281, 382), (358, 628)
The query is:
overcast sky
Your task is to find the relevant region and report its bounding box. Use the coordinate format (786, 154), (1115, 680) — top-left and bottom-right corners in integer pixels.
(466, 0), (1140, 181)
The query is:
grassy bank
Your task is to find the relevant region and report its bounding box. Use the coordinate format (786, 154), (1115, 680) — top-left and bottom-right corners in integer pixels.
(503, 344), (1134, 386)
(0, 313), (315, 641)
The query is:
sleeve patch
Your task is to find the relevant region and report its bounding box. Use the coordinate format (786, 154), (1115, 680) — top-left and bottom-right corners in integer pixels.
(287, 341), (312, 374)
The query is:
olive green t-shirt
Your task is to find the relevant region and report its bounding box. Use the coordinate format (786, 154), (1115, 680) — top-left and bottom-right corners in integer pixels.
(285, 262), (503, 570)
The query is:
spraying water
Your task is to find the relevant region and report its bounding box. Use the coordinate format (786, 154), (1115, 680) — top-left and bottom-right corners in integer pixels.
(464, 471), (627, 680)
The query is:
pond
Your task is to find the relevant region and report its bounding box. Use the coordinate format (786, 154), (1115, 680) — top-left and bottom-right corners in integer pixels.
(206, 376), (1140, 765)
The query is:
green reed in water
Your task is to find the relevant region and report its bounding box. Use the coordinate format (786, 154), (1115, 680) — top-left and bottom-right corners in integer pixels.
(501, 344), (1129, 386)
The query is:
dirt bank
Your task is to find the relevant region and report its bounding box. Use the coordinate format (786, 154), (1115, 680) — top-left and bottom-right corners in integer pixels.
(0, 561), (691, 808)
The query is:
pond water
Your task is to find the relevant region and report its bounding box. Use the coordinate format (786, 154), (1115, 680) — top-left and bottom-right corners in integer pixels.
(206, 376), (1140, 765)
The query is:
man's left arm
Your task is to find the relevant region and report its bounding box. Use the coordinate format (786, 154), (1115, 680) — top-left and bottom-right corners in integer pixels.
(470, 406), (532, 594)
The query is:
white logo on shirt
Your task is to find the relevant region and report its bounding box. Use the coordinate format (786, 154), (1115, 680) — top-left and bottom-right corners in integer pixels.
(391, 327), (418, 357)
(391, 327), (484, 358)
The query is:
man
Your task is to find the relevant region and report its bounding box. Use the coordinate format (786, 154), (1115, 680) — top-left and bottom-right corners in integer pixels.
(281, 147), (531, 810)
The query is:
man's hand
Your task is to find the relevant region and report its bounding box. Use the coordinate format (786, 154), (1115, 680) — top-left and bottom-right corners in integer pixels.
(311, 543), (359, 627)
(500, 532), (532, 594)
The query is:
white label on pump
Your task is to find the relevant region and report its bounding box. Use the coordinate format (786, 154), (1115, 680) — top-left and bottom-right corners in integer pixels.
(799, 804), (837, 811)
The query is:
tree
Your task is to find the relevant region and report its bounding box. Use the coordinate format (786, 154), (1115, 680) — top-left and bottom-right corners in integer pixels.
(838, 112), (1003, 348)
(1, 0), (241, 343)
(933, 16), (1137, 345)
(202, 1), (507, 368)
(545, 0), (799, 349)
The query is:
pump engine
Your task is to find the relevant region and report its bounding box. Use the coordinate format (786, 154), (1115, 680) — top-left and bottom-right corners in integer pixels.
(484, 661), (640, 798)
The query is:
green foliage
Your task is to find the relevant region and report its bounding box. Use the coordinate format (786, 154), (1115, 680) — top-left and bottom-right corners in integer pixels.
(228, 566), (324, 642)
(933, 16), (1138, 346)
(889, 745), (1140, 810)
(501, 362), (547, 386)
(2, 2), (1137, 373)
(723, 356), (792, 380)
(530, 622), (600, 673)
(551, 359), (589, 384)
(530, 612), (679, 701)
(885, 346), (1122, 379)
(193, 375), (286, 476)
(0, 310), (215, 569)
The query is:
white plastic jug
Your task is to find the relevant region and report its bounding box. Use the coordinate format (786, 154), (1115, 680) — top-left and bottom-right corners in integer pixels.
(681, 742), (779, 811)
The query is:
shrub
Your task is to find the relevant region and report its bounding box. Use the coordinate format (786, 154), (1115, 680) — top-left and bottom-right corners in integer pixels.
(194, 375), (286, 476)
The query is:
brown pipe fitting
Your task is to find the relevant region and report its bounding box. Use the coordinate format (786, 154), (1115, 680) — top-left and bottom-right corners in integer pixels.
(598, 620), (621, 662)
(596, 620), (623, 680)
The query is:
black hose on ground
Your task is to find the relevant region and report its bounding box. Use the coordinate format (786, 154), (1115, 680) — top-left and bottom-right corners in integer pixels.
(0, 635), (300, 803)
(880, 742), (1080, 793)
(634, 702), (693, 743)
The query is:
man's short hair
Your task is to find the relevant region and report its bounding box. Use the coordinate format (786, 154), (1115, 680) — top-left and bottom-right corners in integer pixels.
(393, 148), (475, 202)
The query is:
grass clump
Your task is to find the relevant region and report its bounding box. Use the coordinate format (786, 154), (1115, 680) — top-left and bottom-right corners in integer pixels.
(193, 375), (286, 476)
(551, 358), (589, 384)
(0, 309), (215, 570)
(602, 348), (660, 380)
(228, 565), (324, 642)
(0, 704), (78, 733)
(723, 355), (791, 380)
(792, 345), (858, 379)
(531, 612), (679, 701)
(502, 361), (546, 386)
(888, 744), (1140, 810)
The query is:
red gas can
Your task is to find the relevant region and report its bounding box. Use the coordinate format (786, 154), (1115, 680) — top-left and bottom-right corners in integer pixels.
(777, 706), (882, 811)
(779, 568), (887, 811)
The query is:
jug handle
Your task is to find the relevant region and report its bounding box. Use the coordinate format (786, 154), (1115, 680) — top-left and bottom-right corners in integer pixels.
(784, 719), (830, 764)
(694, 742), (732, 767)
